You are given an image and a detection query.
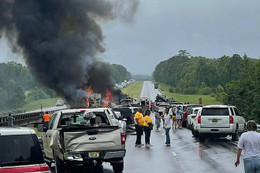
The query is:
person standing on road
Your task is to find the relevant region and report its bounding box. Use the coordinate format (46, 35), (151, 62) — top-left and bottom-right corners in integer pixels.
(235, 120), (260, 173)
(144, 109), (153, 148)
(171, 107), (177, 130)
(7, 113), (15, 127)
(175, 106), (183, 129)
(43, 111), (51, 131)
(155, 107), (161, 132)
(135, 108), (144, 147)
(164, 108), (172, 146)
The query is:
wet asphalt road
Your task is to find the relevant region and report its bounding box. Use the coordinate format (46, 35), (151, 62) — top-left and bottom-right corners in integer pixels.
(51, 81), (245, 173)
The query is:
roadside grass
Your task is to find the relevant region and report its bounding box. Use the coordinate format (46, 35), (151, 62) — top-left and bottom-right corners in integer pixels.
(21, 97), (61, 112)
(159, 83), (222, 105)
(122, 81), (144, 98)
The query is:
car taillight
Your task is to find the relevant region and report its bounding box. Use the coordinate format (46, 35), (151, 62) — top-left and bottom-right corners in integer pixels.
(130, 115), (133, 121)
(0, 164), (50, 173)
(121, 133), (126, 144)
(229, 116), (233, 124)
(80, 110), (86, 112)
(198, 116), (201, 124)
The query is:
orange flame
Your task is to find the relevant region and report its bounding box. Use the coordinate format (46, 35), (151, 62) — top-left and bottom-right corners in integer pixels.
(102, 89), (113, 108)
(87, 86), (94, 94)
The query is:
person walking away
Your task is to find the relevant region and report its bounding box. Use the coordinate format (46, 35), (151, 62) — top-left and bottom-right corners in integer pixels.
(164, 108), (172, 146)
(144, 110), (153, 148)
(7, 113), (14, 127)
(175, 106), (183, 129)
(135, 108), (144, 147)
(235, 120), (260, 173)
(43, 111), (51, 131)
(151, 102), (155, 112)
(154, 108), (161, 132)
(171, 107), (177, 130)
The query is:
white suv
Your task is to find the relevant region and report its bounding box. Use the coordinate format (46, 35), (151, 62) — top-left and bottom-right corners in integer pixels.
(0, 127), (50, 173)
(192, 105), (246, 141)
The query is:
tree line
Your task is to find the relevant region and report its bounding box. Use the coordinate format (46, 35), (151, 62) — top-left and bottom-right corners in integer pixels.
(153, 50), (260, 122)
(0, 62), (131, 111)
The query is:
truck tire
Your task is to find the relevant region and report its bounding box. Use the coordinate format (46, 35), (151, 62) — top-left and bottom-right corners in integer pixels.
(54, 156), (65, 173)
(112, 160), (124, 173)
(232, 128), (239, 141)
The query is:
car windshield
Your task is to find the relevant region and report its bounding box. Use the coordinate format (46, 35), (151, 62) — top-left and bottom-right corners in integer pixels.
(59, 112), (110, 127)
(201, 108), (229, 116)
(0, 134), (44, 166)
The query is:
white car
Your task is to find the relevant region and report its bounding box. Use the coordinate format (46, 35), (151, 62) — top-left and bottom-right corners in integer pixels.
(187, 107), (202, 129)
(113, 111), (127, 134)
(0, 127), (50, 173)
(191, 105), (246, 141)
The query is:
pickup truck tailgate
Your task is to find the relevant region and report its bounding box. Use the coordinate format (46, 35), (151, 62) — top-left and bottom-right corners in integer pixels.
(62, 127), (123, 152)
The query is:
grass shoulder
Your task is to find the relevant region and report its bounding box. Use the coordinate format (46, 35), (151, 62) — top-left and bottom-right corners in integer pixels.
(122, 81), (144, 98)
(21, 97), (61, 112)
(159, 83), (222, 105)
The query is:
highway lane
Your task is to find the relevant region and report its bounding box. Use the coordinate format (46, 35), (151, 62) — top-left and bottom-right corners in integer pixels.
(139, 81), (161, 102)
(51, 81), (245, 173)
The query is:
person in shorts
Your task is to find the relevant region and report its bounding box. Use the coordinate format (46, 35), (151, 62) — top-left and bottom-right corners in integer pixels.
(175, 106), (183, 129)
(171, 107), (177, 130)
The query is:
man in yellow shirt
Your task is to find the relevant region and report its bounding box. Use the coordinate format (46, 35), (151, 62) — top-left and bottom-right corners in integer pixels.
(135, 108), (144, 147)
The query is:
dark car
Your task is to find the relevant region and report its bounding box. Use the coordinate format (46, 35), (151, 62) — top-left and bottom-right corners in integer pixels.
(0, 127), (50, 173)
(112, 107), (134, 125)
(182, 104), (202, 127)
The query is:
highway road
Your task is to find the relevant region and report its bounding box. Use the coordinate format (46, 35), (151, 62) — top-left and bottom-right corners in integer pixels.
(139, 81), (161, 102)
(55, 81), (244, 173)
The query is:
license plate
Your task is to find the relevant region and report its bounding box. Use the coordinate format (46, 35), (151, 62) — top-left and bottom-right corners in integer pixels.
(88, 152), (99, 158)
(212, 119), (218, 123)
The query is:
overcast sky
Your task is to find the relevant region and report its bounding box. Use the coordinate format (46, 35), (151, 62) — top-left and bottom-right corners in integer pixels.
(1, 0), (260, 75)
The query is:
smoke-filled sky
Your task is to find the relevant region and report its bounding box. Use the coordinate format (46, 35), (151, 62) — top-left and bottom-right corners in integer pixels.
(1, 0), (260, 76)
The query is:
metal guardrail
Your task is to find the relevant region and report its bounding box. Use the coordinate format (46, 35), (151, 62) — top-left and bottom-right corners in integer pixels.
(0, 106), (68, 126)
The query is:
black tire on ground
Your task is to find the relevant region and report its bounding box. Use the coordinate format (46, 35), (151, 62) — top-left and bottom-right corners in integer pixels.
(191, 126), (195, 135)
(54, 156), (65, 173)
(232, 128), (239, 141)
(112, 160), (124, 173)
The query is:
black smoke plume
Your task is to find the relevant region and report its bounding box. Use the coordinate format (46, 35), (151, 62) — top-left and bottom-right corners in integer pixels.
(0, 0), (138, 106)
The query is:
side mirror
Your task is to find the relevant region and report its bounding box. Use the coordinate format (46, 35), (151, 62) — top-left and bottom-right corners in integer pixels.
(37, 124), (44, 132)
(123, 118), (127, 122)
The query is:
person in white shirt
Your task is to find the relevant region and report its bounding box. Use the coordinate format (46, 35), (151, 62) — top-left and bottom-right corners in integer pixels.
(163, 108), (172, 146)
(235, 120), (260, 173)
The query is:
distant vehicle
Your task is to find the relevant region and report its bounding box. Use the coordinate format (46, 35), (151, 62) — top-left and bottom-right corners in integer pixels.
(113, 111), (127, 134)
(182, 104), (202, 127)
(191, 105), (246, 141)
(187, 107), (202, 129)
(113, 107), (135, 127)
(154, 82), (158, 89)
(0, 127), (50, 173)
(157, 102), (169, 115)
(39, 108), (126, 173)
(55, 99), (64, 106)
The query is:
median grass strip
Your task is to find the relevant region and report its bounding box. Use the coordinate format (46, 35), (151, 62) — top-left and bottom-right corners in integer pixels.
(159, 83), (222, 105)
(21, 97), (61, 112)
(122, 81), (144, 98)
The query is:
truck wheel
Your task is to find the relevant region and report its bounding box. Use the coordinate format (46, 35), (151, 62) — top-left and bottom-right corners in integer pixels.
(232, 128), (239, 141)
(112, 160), (124, 173)
(54, 156), (65, 173)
